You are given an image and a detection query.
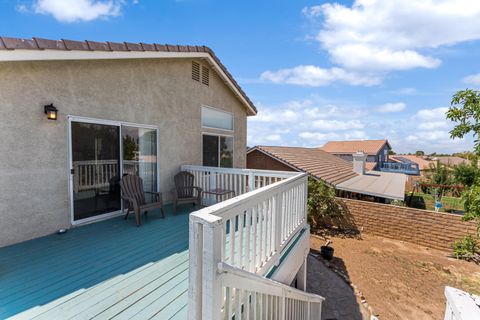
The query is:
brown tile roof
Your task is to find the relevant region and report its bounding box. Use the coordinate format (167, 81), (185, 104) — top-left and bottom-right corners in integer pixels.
(250, 145), (358, 186)
(365, 162), (377, 171)
(320, 139), (390, 155)
(0, 36), (256, 114)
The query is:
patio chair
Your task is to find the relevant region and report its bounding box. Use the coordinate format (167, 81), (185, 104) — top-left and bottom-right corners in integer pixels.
(172, 171), (203, 214)
(120, 175), (165, 226)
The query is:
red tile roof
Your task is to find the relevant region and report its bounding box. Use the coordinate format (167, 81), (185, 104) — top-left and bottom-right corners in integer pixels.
(320, 139), (390, 155)
(249, 146), (358, 186)
(0, 36), (257, 114)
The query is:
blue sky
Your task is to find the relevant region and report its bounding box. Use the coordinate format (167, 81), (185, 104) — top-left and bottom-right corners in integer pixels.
(2, 0), (479, 154)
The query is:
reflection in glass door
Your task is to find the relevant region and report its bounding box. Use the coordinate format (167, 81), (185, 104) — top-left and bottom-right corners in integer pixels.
(71, 122), (121, 221)
(122, 126), (158, 202)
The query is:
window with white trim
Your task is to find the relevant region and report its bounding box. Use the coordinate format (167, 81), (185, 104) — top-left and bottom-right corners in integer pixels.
(201, 106), (233, 131)
(202, 134), (233, 168)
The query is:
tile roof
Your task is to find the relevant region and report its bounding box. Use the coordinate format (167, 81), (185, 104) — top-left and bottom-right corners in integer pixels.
(250, 145), (358, 186)
(0, 36), (256, 114)
(320, 139), (389, 155)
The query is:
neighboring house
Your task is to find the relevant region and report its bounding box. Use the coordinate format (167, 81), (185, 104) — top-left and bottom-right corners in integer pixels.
(392, 155), (470, 176)
(391, 155), (433, 174)
(320, 139), (392, 170)
(0, 37), (324, 320)
(247, 145), (406, 201)
(0, 36), (257, 247)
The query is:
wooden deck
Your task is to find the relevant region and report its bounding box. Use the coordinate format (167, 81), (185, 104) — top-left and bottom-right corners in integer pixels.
(0, 205), (192, 320)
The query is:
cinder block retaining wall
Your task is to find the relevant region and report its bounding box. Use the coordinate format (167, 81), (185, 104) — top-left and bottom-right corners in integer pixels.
(340, 198), (477, 251)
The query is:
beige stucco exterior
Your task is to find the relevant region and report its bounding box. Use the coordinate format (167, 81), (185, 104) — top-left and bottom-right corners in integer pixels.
(0, 58), (249, 247)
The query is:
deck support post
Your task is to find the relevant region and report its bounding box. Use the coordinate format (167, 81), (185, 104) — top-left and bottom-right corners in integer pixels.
(201, 216), (223, 320)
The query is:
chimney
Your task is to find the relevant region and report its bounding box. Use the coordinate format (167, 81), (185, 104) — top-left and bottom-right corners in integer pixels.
(352, 151), (367, 175)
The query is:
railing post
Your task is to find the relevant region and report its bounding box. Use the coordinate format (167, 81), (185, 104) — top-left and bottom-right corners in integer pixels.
(274, 192), (283, 265)
(201, 216), (223, 320)
(188, 219), (203, 320)
(248, 170), (255, 192)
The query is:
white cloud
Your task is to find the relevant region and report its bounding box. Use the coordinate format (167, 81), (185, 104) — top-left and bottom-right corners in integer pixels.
(311, 119), (364, 131)
(417, 121), (450, 130)
(463, 73), (480, 86)
(377, 102), (406, 113)
(298, 132), (339, 142)
(415, 107), (448, 121)
(265, 134), (282, 142)
(32, 0), (126, 22)
(260, 65), (381, 87)
(304, 0), (480, 74)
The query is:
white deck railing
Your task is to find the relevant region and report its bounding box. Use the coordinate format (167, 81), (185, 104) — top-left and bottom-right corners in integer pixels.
(181, 165), (296, 198)
(188, 170), (324, 320)
(444, 287), (480, 320)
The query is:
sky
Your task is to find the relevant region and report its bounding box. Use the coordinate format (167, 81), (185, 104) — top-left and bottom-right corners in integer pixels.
(1, 0), (479, 154)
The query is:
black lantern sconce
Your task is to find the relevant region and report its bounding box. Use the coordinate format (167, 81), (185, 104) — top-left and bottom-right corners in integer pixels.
(44, 104), (58, 120)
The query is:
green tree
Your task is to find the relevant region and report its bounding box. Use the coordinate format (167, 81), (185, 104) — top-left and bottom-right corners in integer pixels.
(307, 178), (346, 228)
(447, 89), (480, 155)
(453, 160), (479, 188)
(424, 161), (453, 199)
(415, 150), (425, 156)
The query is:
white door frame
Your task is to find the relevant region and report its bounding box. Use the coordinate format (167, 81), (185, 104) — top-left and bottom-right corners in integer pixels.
(67, 115), (160, 226)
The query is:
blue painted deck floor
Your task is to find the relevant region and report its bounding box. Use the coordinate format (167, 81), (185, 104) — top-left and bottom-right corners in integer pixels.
(0, 205), (192, 320)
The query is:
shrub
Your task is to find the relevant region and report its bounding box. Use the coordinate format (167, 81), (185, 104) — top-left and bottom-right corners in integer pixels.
(453, 235), (478, 260)
(307, 178), (347, 228)
(453, 160), (479, 188)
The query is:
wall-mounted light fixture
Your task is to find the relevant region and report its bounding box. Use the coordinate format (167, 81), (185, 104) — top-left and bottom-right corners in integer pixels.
(44, 104), (58, 120)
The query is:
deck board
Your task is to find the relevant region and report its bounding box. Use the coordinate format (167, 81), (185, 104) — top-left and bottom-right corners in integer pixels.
(0, 205), (192, 320)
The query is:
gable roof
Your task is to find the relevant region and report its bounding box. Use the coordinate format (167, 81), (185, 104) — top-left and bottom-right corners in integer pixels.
(0, 36), (256, 115)
(248, 145), (358, 186)
(320, 139), (390, 155)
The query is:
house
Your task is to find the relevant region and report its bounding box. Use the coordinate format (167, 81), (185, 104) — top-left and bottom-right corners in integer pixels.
(320, 139), (391, 170)
(0, 37), (324, 319)
(247, 145), (406, 202)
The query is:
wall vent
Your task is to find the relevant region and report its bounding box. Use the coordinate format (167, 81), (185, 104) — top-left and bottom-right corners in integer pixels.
(201, 66), (210, 86)
(192, 61), (200, 82)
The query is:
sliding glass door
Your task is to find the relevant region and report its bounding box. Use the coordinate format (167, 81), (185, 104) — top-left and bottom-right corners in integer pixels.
(70, 119), (158, 223)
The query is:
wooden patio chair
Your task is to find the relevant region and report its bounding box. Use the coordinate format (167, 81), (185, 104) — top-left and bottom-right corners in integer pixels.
(172, 171), (203, 214)
(120, 175), (165, 226)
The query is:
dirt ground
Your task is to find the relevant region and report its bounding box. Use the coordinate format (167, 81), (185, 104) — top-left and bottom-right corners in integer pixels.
(310, 233), (480, 320)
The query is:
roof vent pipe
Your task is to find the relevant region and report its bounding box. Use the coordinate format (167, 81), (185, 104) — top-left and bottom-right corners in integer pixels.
(352, 151), (367, 175)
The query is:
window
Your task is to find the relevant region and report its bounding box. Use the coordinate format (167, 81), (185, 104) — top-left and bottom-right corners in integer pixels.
(203, 134), (233, 168)
(202, 106), (233, 131)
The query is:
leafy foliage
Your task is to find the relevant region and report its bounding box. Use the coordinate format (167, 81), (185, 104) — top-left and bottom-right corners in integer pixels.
(307, 178), (346, 228)
(453, 160), (479, 188)
(415, 150), (425, 156)
(453, 235), (478, 260)
(422, 161), (454, 198)
(447, 89), (480, 155)
(462, 184), (480, 225)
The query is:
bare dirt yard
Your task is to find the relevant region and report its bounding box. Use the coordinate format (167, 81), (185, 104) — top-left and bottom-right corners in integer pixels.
(310, 233), (480, 320)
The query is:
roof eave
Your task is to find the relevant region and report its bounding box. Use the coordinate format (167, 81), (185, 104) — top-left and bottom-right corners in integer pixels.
(0, 48), (257, 116)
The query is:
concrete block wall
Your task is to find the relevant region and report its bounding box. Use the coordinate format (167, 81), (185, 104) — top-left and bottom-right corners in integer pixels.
(340, 198), (477, 251)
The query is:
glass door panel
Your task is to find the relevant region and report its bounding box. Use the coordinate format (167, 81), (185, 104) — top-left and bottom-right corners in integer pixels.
(71, 122), (121, 221)
(122, 126), (158, 202)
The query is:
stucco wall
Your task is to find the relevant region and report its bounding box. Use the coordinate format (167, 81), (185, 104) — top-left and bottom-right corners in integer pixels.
(0, 58), (249, 247)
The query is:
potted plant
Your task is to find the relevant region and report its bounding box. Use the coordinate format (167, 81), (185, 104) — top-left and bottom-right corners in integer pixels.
(321, 240), (334, 260)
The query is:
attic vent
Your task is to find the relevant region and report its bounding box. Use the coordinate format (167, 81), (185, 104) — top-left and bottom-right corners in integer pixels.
(192, 61), (200, 82)
(201, 66), (209, 86)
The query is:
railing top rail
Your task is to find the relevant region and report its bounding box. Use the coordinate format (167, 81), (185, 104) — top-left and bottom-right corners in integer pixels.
(189, 172), (307, 220)
(181, 165), (298, 178)
(219, 262), (325, 303)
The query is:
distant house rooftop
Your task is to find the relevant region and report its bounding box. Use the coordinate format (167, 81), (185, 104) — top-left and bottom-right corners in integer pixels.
(248, 145), (357, 186)
(247, 145), (406, 200)
(320, 139), (390, 155)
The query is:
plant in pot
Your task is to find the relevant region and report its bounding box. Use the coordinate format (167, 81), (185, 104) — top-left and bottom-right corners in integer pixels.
(321, 240), (334, 260)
